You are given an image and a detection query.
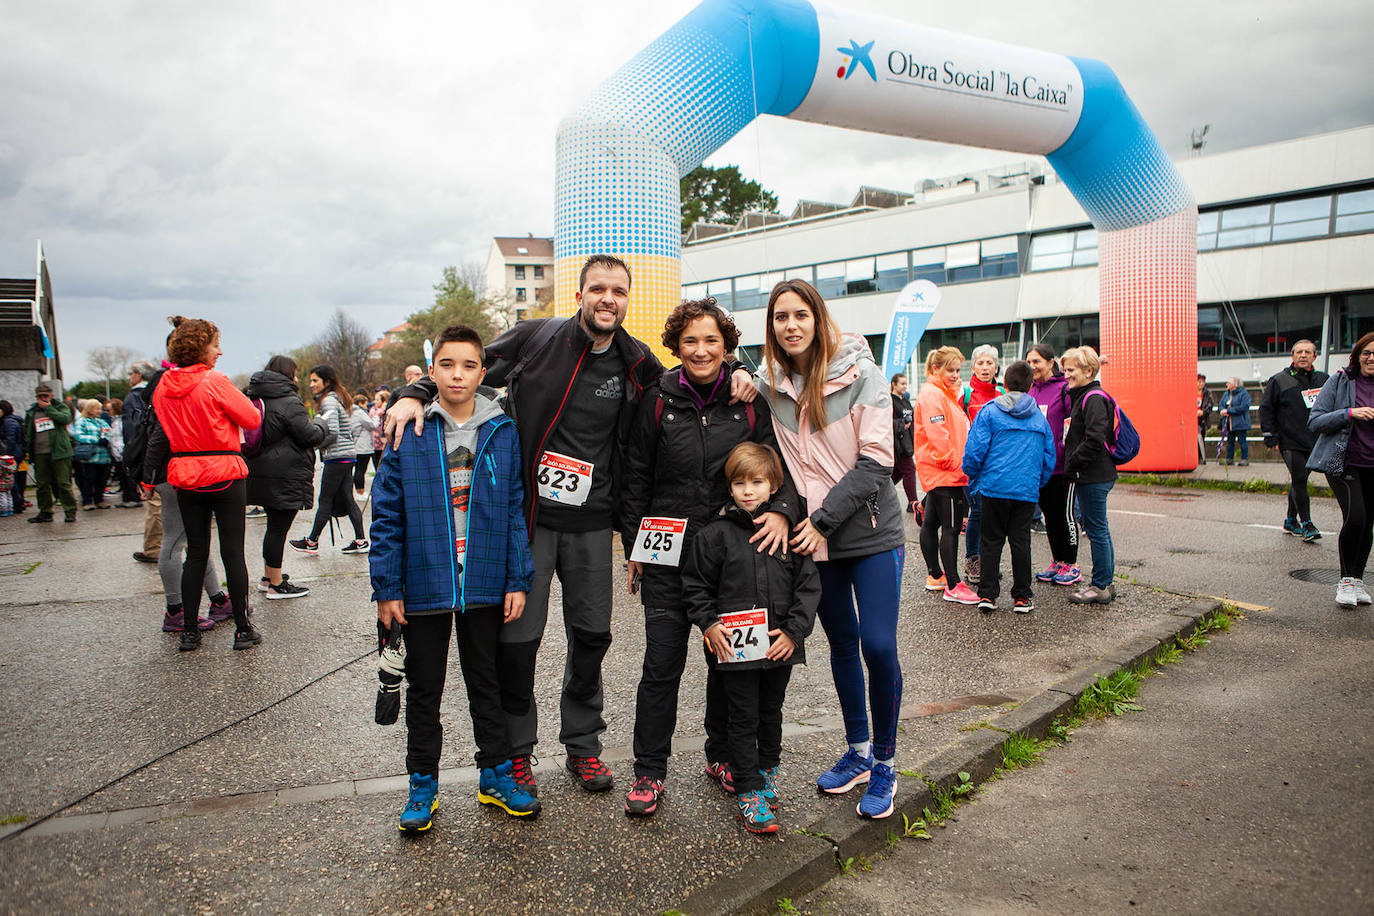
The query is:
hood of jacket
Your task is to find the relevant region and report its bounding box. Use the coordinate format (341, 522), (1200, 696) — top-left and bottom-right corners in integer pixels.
(423, 392), (506, 432)
(248, 369), (300, 400)
(157, 363), (213, 400)
(991, 390), (1038, 418)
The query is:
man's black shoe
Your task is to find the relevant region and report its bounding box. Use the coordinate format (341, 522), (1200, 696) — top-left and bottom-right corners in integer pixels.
(28, 514), (53, 524)
(132, 551), (157, 563)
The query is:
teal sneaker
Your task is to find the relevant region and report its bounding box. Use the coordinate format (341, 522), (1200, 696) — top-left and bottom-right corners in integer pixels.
(399, 773), (438, 833)
(759, 766), (779, 809)
(737, 790), (778, 834)
(1283, 517), (1303, 537)
(478, 760), (542, 818)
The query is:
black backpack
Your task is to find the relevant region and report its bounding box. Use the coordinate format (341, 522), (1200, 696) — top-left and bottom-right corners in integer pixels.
(122, 374), (160, 477)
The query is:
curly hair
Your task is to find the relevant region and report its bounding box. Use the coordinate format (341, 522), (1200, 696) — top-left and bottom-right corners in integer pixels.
(661, 297), (740, 356)
(166, 315), (220, 367)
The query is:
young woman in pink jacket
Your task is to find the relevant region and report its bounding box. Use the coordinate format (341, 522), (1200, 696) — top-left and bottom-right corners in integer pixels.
(757, 279), (906, 820)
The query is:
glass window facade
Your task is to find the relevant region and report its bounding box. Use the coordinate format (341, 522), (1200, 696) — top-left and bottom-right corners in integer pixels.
(1198, 296), (1323, 357)
(1331, 290), (1374, 352)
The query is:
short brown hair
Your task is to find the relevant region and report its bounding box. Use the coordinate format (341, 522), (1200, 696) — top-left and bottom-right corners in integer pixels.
(661, 297), (740, 355)
(166, 315), (220, 367)
(578, 254), (632, 292)
(724, 441), (784, 490)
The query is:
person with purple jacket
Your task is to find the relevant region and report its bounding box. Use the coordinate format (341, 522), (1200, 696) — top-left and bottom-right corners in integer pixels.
(1024, 343), (1081, 587)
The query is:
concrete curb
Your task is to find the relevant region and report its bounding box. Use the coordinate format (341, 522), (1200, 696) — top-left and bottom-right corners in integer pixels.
(677, 597), (1224, 916)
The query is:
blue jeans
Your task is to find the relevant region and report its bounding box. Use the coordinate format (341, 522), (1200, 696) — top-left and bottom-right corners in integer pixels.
(1076, 480), (1115, 588)
(1225, 431), (1249, 462)
(815, 547), (905, 761)
(965, 492), (982, 558)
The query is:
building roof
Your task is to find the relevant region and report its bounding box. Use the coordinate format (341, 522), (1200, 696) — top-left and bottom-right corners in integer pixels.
(493, 237), (553, 259)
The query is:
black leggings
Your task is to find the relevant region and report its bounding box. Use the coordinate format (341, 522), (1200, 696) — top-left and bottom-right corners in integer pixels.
(176, 479), (250, 632)
(1038, 474), (1079, 565)
(920, 485), (968, 585)
(1328, 468), (1374, 579)
(352, 452), (379, 490)
(262, 507), (297, 568)
(308, 461), (364, 542)
(1282, 450), (1313, 523)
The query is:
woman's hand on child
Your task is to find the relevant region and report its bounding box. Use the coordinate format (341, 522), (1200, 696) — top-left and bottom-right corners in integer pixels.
(750, 512), (790, 556)
(765, 630), (795, 662)
(504, 591), (526, 623)
(1353, 406), (1374, 421)
(378, 599), (407, 626)
(704, 622), (733, 662)
(384, 398), (426, 448)
(789, 518), (826, 555)
(727, 368), (758, 404)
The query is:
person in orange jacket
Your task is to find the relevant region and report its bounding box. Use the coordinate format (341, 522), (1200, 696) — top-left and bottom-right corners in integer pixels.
(151, 316), (263, 653)
(912, 346), (977, 604)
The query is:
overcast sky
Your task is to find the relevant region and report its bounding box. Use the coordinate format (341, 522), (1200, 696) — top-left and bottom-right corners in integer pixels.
(3, 0), (1372, 378)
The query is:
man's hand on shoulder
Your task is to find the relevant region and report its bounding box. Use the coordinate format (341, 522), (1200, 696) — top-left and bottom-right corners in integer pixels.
(385, 398), (425, 449)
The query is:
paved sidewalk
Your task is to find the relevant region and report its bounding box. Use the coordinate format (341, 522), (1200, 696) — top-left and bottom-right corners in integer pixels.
(0, 480), (1353, 913)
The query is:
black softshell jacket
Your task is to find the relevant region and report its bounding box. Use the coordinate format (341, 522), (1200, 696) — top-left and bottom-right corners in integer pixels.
(680, 502), (820, 670)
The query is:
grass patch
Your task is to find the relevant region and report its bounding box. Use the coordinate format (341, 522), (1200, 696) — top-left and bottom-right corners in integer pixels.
(1119, 472), (1332, 499)
(22, 561), (40, 575)
(1001, 732), (1056, 770)
(0, 813), (26, 825)
(776, 898), (800, 915)
(1074, 665), (1147, 719)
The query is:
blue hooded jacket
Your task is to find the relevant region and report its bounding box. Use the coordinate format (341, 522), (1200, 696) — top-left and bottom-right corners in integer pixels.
(962, 390), (1057, 502)
(369, 395), (534, 612)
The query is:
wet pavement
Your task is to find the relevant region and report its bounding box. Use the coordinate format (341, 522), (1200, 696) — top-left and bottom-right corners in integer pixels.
(0, 478), (1350, 913)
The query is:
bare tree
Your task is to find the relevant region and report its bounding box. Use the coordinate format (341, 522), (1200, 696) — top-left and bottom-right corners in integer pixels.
(311, 310), (374, 393)
(87, 345), (140, 398)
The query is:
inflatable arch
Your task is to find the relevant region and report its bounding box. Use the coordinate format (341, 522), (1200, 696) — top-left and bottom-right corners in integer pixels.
(554, 0), (1197, 470)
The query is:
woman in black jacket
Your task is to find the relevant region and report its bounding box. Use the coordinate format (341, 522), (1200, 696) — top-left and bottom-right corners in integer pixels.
(1061, 346), (1118, 605)
(246, 355), (330, 599)
(618, 297), (800, 818)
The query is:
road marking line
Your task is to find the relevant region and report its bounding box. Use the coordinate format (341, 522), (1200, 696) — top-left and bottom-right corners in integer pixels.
(1203, 596), (1272, 612)
(1109, 509), (1169, 518)
(1245, 524), (1287, 531)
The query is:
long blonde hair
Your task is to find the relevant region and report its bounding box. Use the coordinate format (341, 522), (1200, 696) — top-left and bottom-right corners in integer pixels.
(763, 279), (840, 431)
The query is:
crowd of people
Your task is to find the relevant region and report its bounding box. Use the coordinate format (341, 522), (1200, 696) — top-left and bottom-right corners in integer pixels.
(4, 260), (1363, 841)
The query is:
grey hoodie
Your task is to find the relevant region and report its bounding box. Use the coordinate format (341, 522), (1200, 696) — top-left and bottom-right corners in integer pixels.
(424, 394), (507, 566)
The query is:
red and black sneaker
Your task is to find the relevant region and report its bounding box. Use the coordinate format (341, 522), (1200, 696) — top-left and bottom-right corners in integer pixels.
(704, 760), (736, 795)
(624, 776), (664, 816)
(510, 754), (538, 798)
(565, 755), (614, 792)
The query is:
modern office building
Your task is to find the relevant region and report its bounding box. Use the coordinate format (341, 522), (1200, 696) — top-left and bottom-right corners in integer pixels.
(680, 126), (1374, 387)
(0, 241), (63, 405)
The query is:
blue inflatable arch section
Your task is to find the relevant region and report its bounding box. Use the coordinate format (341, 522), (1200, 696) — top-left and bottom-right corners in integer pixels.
(555, 0), (1199, 470)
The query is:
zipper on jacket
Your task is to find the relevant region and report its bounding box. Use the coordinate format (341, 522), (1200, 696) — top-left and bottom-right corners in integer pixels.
(528, 345), (589, 533)
(466, 416), (513, 609)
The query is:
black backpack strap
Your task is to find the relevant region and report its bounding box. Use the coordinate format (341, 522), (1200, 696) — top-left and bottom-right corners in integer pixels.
(506, 318), (565, 392)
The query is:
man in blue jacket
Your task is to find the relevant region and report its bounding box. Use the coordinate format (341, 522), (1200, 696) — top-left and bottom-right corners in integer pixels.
(962, 361), (1057, 613)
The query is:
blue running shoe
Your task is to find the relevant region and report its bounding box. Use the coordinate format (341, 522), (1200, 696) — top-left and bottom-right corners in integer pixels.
(1283, 517), (1303, 537)
(399, 773), (438, 833)
(737, 790), (778, 834)
(478, 760), (541, 818)
(816, 748), (873, 795)
(759, 766), (779, 809)
(857, 763), (897, 819)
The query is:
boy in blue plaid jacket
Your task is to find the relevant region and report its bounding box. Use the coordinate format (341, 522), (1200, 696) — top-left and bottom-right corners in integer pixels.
(370, 325), (538, 831)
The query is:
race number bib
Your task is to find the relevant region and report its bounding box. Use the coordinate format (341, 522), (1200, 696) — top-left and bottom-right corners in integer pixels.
(536, 451), (592, 506)
(718, 608), (768, 664)
(34, 417), (53, 433)
(454, 536), (467, 572)
(1302, 389), (1321, 409)
(629, 517), (687, 566)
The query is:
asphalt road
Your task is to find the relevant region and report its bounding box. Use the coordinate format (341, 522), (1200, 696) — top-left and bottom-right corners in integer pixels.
(794, 484), (1372, 916)
(0, 480), (1363, 913)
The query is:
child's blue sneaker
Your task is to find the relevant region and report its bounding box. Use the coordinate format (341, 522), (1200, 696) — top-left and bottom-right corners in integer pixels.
(478, 760), (541, 818)
(399, 773), (438, 833)
(856, 763), (897, 819)
(816, 748), (873, 795)
(759, 766), (779, 809)
(737, 790), (778, 834)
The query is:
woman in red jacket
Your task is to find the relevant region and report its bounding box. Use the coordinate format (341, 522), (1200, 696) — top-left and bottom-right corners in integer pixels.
(153, 316), (263, 652)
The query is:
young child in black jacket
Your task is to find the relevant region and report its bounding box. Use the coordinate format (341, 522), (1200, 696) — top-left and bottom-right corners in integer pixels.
(682, 442), (820, 834)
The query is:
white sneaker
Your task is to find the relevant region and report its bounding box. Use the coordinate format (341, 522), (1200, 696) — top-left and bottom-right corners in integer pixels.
(1336, 577), (1359, 607)
(1353, 579), (1373, 605)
